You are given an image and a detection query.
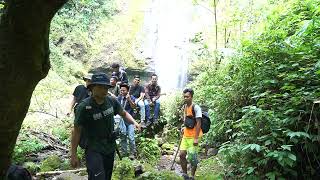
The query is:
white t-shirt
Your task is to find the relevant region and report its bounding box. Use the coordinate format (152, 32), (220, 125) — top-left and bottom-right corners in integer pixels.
(193, 104), (202, 118)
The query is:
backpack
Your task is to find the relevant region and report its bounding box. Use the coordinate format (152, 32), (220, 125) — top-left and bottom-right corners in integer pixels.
(191, 104), (211, 133)
(78, 96), (114, 149)
(6, 165), (32, 180)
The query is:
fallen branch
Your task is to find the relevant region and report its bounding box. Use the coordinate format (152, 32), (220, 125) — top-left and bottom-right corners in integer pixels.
(28, 130), (69, 152)
(28, 110), (58, 118)
(36, 168), (86, 177)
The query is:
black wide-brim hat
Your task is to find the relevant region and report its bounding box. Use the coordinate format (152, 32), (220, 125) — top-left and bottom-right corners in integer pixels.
(87, 73), (112, 89)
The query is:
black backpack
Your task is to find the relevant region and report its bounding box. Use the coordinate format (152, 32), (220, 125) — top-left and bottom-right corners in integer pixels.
(191, 105), (211, 133)
(6, 165), (32, 180)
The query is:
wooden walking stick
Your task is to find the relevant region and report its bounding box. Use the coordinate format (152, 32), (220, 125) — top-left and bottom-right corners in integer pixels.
(170, 136), (183, 170)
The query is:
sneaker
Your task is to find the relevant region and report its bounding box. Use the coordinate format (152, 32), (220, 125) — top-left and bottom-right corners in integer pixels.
(182, 173), (189, 180)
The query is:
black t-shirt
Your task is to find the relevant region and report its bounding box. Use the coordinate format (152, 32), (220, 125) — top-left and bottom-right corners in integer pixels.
(75, 96), (123, 154)
(129, 85), (145, 98)
(72, 85), (90, 104)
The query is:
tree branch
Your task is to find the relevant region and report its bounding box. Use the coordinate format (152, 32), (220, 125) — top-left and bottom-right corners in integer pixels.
(28, 110), (58, 118)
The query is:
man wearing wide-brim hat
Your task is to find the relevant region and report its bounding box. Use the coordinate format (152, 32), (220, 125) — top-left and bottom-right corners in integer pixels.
(67, 73), (93, 116)
(70, 72), (141, 180)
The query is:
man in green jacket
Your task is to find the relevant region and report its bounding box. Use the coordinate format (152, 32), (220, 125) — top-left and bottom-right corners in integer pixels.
(70, 73), (140, 180)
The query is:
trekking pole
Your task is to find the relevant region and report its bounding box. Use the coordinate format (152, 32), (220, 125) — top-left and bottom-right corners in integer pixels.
(170, 135), (183, 170)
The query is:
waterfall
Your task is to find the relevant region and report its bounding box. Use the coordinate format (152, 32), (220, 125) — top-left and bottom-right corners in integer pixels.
(138, 0), (214, 92)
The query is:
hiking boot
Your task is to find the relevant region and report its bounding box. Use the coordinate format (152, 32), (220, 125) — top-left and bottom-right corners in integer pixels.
(182, 173), (189, 180)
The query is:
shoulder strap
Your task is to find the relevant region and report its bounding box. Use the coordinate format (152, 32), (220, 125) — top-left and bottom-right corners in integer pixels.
(192, 104), (196, 118)
(183, 104), (187, 121)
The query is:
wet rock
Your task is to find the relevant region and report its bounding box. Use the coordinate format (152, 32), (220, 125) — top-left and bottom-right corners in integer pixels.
(207, 148), (218, 157)
(135, 165), (144, 177)
(161, 143), (175, 155)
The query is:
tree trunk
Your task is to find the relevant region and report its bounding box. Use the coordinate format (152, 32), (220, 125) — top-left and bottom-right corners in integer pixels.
(0, 0), (66, 177)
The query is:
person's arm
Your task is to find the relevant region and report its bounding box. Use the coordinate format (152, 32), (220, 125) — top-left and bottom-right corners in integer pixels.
(152, 86), (161, 102)
(119, 110), (141, 131)
(70, 125), (81, 168)
(112, 96), (141, 130)
(127, 95), (136, 109)
(194, 118), (201, 145)
(193, 105), (202, 145)
(70, 102), (86, 167)
(108, 91), (117, 99)
(67, 96), (76, 116)
(138, 86), (145, 101)
(144, 85), (151, 101)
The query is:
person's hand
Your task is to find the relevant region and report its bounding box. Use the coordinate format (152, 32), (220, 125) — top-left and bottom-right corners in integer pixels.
(70, 154), (80, 168)
(134, 122), (141, 132)
(152, 97), (156, 102)
(126, 94), (131, 101)
(180, 127), (185, 134)
(193, 138), (199, 146)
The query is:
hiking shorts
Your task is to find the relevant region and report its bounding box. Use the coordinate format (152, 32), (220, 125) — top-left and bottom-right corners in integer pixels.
(180, 137), (201, 166)
(180, 137), (201, 152)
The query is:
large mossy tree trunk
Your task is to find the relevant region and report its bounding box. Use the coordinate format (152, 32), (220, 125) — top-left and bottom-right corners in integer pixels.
(0, 0), (66, 177)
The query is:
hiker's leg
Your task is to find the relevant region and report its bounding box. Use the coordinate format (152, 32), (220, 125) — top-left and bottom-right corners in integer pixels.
(179, 137), (188, 174)
(127, 124), (136, 155)
(179, 150), (187, 174)
(85, 149), (106, 180)
(191, 166), (197, 177)
(190, 138), (200, 177)
(136, 99), (146, 121)
(154, 99), (160, 121)
(120, 122), (128, 156)
(120, 134), (128, 156)
(103, 151), (115, 180)
(144, 100), (151, 122)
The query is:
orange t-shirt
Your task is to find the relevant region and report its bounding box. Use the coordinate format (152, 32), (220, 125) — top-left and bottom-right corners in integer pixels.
(183, 105), (203, 138)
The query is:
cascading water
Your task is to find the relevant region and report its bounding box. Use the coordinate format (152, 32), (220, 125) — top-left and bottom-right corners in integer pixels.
(139, 0), (214, 92)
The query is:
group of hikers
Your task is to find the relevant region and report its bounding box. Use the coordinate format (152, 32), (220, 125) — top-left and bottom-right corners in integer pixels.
(67, 63), (203, 180)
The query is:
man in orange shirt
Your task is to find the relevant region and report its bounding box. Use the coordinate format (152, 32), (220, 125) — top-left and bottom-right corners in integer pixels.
(179, 88), (202, 180)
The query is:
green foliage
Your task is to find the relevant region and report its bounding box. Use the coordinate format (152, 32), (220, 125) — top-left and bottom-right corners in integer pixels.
(196, 157), (224, 180)
(161, 91), (184, 127)
(191, 0), (320, 178)
(52, 126), (71, 145)
(113, 158), (135, 180)
(12, 132), (45, 164)
(137, 170), (183, 180)
(136, 138), (161, 165)
(40, 155), (62, 172)
(23, 162), (39, 174)
(161, 128), (180, 144)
